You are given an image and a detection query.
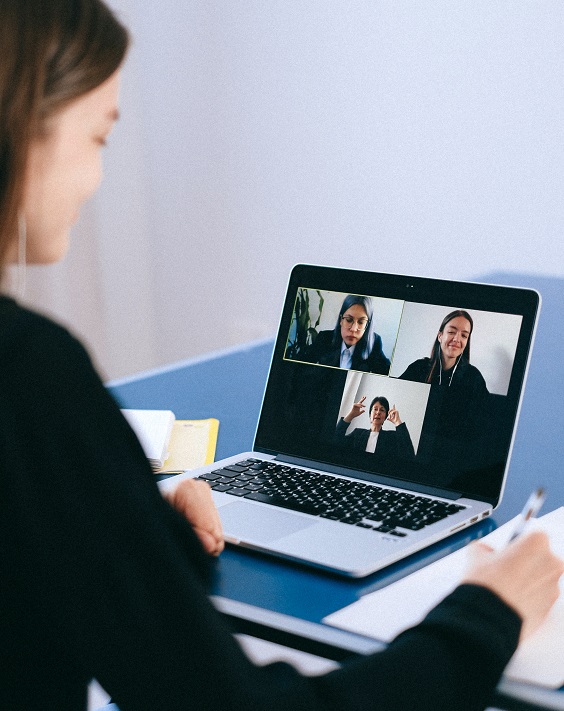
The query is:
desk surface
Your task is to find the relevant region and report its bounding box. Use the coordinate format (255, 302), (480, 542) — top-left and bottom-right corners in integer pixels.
(109, 272), (564, 710)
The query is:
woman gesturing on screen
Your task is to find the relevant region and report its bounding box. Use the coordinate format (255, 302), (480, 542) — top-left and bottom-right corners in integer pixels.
(335, 395), (415, 461)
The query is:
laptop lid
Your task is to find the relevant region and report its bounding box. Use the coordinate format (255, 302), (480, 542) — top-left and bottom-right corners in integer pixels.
(253, 264), (540, 508)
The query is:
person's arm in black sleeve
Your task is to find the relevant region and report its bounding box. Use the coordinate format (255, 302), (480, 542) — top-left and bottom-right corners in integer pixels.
(309, 584), (520, 711)
(4, 312), (521, 711)
(399, 358), (429, 382)
(335, 417), (350, 439)
(394, 421), (415, 460)
(301, 330), (331, 364)
(3, 317), (325, 710)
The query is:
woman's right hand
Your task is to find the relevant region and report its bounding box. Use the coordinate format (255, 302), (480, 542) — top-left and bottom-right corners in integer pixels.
(344, 395), (367, 423)
(462, 530), (564, 640)
(163, 478), (225, 557)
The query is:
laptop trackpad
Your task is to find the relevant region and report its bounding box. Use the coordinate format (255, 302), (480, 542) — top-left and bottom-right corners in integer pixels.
(219, 501), (316, 543)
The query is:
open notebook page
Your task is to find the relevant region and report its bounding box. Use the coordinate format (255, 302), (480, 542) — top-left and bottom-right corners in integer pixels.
(323, 507), (564, 688)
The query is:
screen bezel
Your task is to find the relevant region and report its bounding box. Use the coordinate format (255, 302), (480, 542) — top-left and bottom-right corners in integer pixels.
(254, 264), (540, 507)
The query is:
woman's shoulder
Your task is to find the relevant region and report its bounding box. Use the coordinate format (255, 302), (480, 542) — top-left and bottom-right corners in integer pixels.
(409, 356), (432, 366)
(400, 357), (431, 379)
(458, 358), (487, 386)
(304, 329), (334, 353)
(314, 329), (333, 343)
(0, 296), (92, 375)
(1, 295), (79, 342)
(369, 330), (383, 345)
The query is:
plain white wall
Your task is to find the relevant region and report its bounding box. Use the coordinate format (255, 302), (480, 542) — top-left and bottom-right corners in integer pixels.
(20, 0), (564, 379)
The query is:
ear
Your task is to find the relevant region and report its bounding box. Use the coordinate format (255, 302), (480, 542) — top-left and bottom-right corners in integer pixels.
(437, 331), (443, 343)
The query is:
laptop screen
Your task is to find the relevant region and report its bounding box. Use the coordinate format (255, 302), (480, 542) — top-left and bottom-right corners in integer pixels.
(254, 265), (539, 507)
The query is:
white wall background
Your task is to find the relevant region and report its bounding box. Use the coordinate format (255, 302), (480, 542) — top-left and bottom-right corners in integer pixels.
(16, 0), (564, 380)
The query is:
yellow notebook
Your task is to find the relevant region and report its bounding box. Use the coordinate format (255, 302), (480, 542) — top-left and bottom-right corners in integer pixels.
(160, 418), (219, 472)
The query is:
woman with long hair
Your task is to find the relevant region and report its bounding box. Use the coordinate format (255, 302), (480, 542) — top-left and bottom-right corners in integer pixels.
(400, 309), (487, 390)
(304, 294), (391, 374)
(1, 2), (561, 709)
(400, 310), (492, 476)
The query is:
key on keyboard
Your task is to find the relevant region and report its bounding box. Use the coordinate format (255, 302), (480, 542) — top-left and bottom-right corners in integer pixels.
(198, 459), (465, 535)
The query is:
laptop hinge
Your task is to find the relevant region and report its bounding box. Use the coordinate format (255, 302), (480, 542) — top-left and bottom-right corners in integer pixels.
(274, 454), (462, 500)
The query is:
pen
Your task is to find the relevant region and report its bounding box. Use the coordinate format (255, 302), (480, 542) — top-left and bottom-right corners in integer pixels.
(509, 487), (546, 542)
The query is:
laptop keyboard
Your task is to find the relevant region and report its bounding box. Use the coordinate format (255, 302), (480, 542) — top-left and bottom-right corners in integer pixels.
(197, 459), (465, 537)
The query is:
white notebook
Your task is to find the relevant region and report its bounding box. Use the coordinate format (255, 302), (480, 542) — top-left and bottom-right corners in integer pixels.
(324, 508), (564, 688)
(121, 409), (175, 470)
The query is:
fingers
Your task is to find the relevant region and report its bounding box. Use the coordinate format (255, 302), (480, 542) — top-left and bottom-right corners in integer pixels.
(506, 531), (557, 572)
(190, 480), (224, 552)
(465, 540), (495, 563)
(348, 396), (366, 421)
(463, 530), (564, 640)
(517, 531), (564, 583)
(193, 526), (224, 557)
(166, 479), (225, 556)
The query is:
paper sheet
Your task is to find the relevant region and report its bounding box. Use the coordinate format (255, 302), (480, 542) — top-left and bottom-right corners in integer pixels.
(160, 418), (219, 471)
(323, 507), (564, 688)
(121, 409), (175, 469)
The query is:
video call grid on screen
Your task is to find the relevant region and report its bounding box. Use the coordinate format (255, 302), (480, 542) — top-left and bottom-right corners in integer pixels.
(284, 286), (522, 397)
(255, 270), (537, 506)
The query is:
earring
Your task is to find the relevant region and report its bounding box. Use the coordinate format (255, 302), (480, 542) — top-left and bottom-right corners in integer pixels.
(16, 213), (27, 298)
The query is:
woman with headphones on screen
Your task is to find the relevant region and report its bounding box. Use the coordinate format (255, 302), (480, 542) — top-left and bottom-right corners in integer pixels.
(0, 2), (562, 709)
(400, 309), (490, 465)
(400, 309), (488, 392)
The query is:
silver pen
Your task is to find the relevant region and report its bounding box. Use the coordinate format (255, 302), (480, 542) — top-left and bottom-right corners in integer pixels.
(509, 487), (546, 542)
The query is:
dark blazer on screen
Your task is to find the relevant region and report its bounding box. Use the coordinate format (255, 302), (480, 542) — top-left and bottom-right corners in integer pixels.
(303, 330), (390, 374)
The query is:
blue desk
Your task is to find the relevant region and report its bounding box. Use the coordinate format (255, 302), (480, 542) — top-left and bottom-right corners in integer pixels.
(109, 273), (564, 711)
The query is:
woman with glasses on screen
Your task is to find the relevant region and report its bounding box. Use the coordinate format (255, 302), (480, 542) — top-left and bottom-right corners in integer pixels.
(304, 294), (391, 374)
(1, 2), (562, 710)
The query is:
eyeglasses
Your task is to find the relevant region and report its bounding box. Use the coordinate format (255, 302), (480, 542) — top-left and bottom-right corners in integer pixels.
(341, 315), (368, 330)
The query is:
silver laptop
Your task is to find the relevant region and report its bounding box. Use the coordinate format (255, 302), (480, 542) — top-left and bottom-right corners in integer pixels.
(160, 265), (539, 577)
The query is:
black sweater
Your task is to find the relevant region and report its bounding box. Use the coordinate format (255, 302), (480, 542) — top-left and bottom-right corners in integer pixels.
(0, 297), (520, 711)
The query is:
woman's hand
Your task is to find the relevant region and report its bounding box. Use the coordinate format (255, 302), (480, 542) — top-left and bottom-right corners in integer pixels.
(462, 530), (564, 640)
(344, 395), (367, 423)
(387, 404), (402, 426)
(164, 478), (224, 556)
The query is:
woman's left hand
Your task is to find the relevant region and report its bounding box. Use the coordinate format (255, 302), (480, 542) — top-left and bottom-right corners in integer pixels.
(387, 405), (403, 426)
(164, 479), (225, 556)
